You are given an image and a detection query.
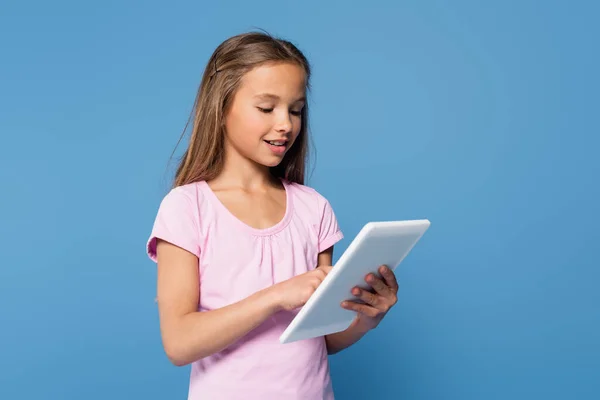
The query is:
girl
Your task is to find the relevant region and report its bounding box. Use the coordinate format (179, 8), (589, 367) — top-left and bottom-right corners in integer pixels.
(146, 31), (399, 400)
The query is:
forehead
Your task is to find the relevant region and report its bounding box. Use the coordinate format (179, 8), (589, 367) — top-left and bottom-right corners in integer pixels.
(238, 62), (307, 100)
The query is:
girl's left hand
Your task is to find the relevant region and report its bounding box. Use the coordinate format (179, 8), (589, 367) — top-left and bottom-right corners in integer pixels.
(341, 265), (398, 331)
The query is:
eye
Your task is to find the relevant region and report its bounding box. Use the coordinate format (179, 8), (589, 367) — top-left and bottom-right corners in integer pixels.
(290, 109), (302, 116)
(257, 107), (273, 113)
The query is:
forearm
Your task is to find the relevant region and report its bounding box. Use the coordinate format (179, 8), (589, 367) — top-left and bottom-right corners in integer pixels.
(325, 320), (371, 355)
(162, 288), (279, 366)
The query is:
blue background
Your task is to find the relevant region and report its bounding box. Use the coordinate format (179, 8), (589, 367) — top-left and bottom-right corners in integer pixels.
(1, 1), (598, 399)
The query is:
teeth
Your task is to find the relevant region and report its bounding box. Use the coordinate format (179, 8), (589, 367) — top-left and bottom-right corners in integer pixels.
(267, 141), (285, 146)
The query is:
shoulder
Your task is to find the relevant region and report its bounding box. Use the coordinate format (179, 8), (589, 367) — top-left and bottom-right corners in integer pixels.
(146, 182), (207, 261)
(155, 181), (208, 213)
(285, 180), (343, 251)
(151, 181), (212, 229)
(284, 180), (340, 229)
(162, 181), (205, 203)
(284, 180), (332, 210)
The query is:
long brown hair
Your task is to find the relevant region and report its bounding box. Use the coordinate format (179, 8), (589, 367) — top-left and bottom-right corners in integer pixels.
(170, 31), (312, 188)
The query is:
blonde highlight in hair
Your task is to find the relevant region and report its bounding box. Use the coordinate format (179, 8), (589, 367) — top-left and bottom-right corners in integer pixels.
(171, 31), (312, 188)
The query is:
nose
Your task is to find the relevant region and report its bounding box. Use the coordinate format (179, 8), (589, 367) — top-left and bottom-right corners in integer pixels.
(274, 111), (293, 134)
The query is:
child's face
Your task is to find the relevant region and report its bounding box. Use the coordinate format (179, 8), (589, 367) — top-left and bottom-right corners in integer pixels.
(224, 62), (306, 169)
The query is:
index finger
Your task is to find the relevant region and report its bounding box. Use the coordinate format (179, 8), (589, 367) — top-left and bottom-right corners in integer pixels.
(379, 265), (398, 292)
(316, 265), (333, 274)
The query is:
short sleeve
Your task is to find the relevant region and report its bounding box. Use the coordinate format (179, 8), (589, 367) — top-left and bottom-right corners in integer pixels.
(146, 188), (201, 262)
(316, 195), (344, 253)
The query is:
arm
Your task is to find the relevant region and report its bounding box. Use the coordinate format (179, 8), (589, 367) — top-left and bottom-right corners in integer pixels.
(156, 239), (280, 366)
(319, 247), (371, 355)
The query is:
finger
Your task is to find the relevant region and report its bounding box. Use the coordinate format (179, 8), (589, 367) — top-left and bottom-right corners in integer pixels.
(365, 273), (392, 297)
(352, 287), (383, 310)
(317, 265), (333, 275)
(310, 278), (324, 291)
(312, 267), (329, 281)
(341, 300), (380, 318)
(379, 265), (398, 292)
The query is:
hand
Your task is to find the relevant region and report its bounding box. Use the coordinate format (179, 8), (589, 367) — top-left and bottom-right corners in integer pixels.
(341, 265), (398, 331)
(269, 266), (333, 312)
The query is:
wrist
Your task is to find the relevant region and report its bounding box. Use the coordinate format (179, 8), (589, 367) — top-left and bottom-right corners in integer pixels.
(257, 285), (283, 314)
(349, 316), (374, 334)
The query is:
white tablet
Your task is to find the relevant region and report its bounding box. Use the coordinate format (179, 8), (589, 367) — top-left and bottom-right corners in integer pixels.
(279, 219), (430, 344)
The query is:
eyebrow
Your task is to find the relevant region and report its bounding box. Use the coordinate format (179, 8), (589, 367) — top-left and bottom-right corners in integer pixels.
(254, 93), (306, 103)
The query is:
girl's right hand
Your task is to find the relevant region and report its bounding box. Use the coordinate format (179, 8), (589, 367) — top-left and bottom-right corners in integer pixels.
(269, 266), (333, 312)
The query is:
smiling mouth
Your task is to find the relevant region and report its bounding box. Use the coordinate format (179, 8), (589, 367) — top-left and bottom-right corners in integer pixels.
(264, 140), (287, 147)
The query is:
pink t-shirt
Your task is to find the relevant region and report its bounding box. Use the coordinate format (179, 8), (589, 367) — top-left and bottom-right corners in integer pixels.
(146, 179), (344, 400)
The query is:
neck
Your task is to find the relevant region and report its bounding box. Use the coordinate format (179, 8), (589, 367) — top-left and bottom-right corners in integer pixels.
(211, 145), (276, 190)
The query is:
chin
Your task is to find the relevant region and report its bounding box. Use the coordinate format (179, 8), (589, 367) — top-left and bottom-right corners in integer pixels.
(260, 157), (285, 168)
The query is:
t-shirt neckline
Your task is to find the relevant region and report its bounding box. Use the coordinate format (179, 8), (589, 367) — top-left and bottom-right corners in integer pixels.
(199, 178), (294, 236)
